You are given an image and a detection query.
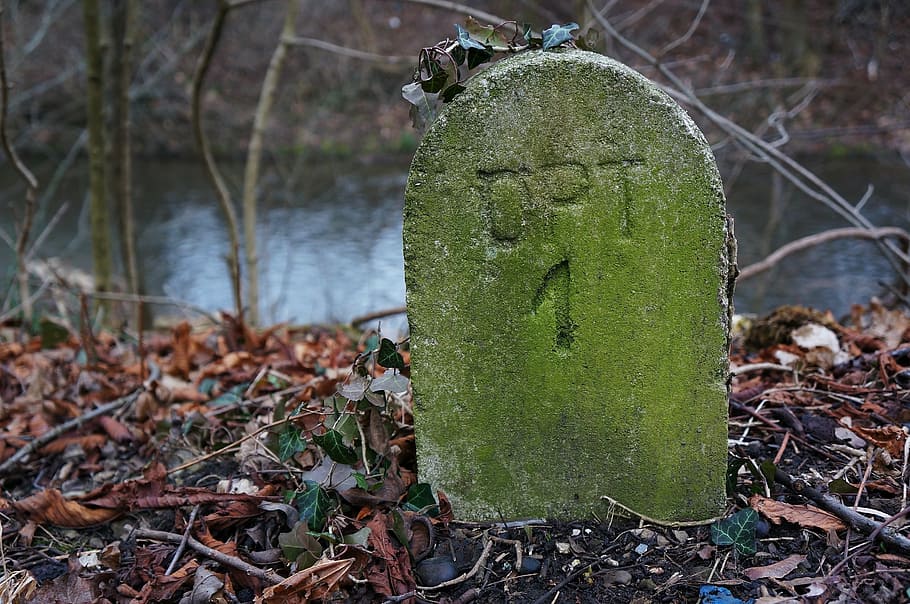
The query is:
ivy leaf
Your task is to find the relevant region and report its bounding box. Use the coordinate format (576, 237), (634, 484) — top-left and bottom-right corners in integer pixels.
(441, 84), (466, 103)
(401, 82), (438, 132)
(378, 338), (405, 369)
(370, 369), (410, 394)
(455, 23), (487, 50)
(466, 47), (493, 69)
(338, 374), (369, 401)
(464, 16), (509, 47)
(542, 22), (579, 50)
(726, 457), (746, 496)
(404, 483), (438, 515)
(313, 430), (359, 465)
(277, 427), (306, 461)
(419, 59), (450, 93)
(278, 520), (323, 569)
(711, 508), (758, 555)
(450, 45), (466, 66)
(295, 481), (333, 531)
(343, 526), (372, 546)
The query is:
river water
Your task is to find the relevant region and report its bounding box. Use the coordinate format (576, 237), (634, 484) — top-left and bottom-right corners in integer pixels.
(1, 154), (908, 327)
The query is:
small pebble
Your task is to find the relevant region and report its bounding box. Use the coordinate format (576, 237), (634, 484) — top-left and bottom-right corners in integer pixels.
(602, 569), (632, 585)
(519, 557), (542, 573)
(416, 557), (458, 587)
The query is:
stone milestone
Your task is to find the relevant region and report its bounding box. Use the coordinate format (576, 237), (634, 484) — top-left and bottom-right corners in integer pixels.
(403, 49), (735, 522)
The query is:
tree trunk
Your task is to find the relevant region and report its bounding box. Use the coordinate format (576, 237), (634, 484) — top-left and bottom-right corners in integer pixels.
(108, 0), (146, 330)
(192, 0), (244, 324)
(242, 0), (298, 326)
(0, 5), (39, 327)
(83, 0), (113, 319)
(746, 0), (766, 61)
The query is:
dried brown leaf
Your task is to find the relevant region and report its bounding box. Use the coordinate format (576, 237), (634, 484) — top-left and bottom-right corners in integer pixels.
(10, 489), (119, 527)
(98, 415), (134, 442)
(749, 494), (847, 531)
(256, 557), (353, 603)
(848, 424), (907, 458)
(744, 553), (806, 580)
(364, 513), (415, 597)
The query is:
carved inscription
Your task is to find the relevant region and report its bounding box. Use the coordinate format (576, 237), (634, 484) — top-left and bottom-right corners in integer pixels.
(533, 259), (575, 351)
(479, 158), (643, 243)
(594, 158), (643, 238)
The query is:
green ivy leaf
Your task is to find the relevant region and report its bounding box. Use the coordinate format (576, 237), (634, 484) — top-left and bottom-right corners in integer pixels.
(710, 508), (758, 555)
(726, 457), (746, 496)
(390, 509), (410, 550)
(277, 427), (306, 461)
(441, 84), (466, 103)
(455, 23), (487, 50)
(343, 526), (372, 546)
(208, 382), (248, 406)
(295, 481), (333, 531)
(522, 23), (532, 42)
(466, 47), (493, 69)
(313, 430), (359, 465)
(542, 22), (579, 50)
(828, 478), (859, 494)
(464, 16), (509, 47)
(401, 82), (438, 132)
(377, 338), (405, 369)
(278, 520), (323, 569)
(338, 374), (369, 401)
(404, 483), (438, 515)
(450, 45), (466, 66)
(420, 68), (449, 93)
(370, 369), (410, 394)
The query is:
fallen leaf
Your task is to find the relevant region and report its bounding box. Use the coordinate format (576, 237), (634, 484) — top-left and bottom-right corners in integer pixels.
(743, 553), (806, 580)
(98, 415), (134, 442)
(10, 489), (119, 527)
(364, 513), (415, 597)
(256, 557), (353, 603)
(847, 424), (907, 458)
(178, 566), (224, 604)
(749, 494), (846, 531)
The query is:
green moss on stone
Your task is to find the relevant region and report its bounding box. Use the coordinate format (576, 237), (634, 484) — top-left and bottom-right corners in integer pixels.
(403, 50), (733, 522)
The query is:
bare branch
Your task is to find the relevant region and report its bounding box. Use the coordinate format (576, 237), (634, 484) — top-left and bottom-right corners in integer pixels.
(390, 0), (506, 25)
(283, 35), (411, 64)
(738, 227), (910, 281)
(134, 528), (284, 584)
(659, 0), (710, 56)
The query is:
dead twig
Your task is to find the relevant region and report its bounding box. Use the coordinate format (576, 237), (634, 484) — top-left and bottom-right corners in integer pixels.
(134, 528), (283, 584)
(599, 494), (723, 527)
(773, 468), (910, 553)
(165, 504), (200, 575)
(351, 306), (408, 328)
(0, 389), (141, 476)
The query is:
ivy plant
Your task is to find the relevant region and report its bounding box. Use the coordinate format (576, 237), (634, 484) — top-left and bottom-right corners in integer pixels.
(402, 18), (585, 131)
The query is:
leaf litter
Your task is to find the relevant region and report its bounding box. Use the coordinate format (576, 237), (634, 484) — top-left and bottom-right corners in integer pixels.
(0, 300), (909, 602)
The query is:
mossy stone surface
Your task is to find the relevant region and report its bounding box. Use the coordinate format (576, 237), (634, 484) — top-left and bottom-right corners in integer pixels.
(403, 50), (734, 522)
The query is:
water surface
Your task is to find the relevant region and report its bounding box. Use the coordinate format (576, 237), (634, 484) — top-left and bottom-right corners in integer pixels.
(2, 154), (908, 326)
